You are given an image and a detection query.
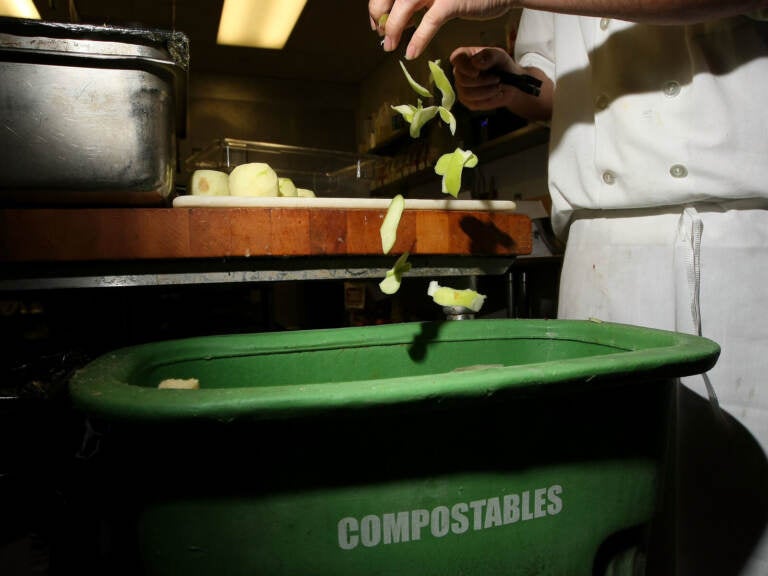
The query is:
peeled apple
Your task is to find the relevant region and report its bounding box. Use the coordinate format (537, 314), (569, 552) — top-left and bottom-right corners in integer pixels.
(428, 60), (456, 110)
(434, 148), (479, 198)
(427, 281), (486, 312)
(229, 162), (279, 197)
(191, 170), (229, 196)
(297, 188), (316, 198)
(278, 177), (298, 197)
(399, 60), (432, 98)
(409, 102), (439, 138)
(379, 252), (411, 295)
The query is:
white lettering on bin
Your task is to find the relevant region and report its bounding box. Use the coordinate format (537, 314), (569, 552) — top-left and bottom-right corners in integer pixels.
(360, 515), (381, 547)
(450, 502), (469, 534)
(337, 484), (565, 550)
(383, 512), (409, 545)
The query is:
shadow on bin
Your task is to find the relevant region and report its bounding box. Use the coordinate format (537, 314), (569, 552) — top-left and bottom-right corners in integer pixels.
(647, 385), (768, 576)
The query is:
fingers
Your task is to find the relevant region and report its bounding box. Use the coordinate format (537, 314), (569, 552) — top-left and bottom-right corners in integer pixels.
(369, 0), (395, 32)
(458, 83), (510, 112)
(453, 64), (504, 111)
(451, 47), (514, 111)
(451, 47), (513, 86)
(370, 0), (453, 60)
(452, 48), (506, 90)
(450, 47), (487, 78)
(470, 47), (514, 72)
(454, 69), (499, 90)
(373, 0), (425, 53)
(403, 3), (450, 60)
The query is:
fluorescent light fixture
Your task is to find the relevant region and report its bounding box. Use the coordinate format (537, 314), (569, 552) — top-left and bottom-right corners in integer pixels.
(0, 0), (41, 19)
(217, 0), (307, 50)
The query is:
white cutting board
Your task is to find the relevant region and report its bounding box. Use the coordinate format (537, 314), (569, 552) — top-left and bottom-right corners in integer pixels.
(172, 195), (518, 212)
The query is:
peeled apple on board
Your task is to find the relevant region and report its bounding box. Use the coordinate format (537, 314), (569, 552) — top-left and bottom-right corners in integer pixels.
(297, 188), (316, 198)
(278, 177), (298, 197)
(191, 170), (230, 196)
(427, 281), (486, 312)
(229, 162), (279, 197)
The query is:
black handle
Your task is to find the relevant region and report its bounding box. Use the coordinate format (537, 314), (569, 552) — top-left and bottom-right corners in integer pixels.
(495, 70), (543, 97)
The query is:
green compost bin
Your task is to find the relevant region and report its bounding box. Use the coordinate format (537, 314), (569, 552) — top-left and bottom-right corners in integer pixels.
(69, 319), (719, 576)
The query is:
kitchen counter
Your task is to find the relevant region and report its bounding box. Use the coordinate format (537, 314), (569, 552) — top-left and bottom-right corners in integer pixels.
(0, 207), (531, 289)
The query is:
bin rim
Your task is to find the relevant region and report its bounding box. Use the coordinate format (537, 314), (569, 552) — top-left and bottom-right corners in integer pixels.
(68, 319), (720, 422)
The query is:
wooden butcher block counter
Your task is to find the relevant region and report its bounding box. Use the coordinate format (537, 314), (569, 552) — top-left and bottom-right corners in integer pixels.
(0, 197), (531, 261)
(0, 198), (532, 289)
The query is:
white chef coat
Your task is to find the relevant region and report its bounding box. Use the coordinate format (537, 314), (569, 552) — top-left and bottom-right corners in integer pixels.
(515, 10), (768, 575)
(515, 10), (768, 236)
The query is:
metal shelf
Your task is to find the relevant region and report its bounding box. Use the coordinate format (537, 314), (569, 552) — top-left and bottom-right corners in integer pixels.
(0, 255), (518, 291)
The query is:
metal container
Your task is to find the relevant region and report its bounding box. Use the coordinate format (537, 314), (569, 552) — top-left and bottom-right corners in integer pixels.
(0, 17), (188, 205)
(68, 319), (719, 575)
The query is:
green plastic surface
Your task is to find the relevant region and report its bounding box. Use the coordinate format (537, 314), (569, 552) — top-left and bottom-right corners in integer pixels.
(68, 319), (720, 575)
(70, 319), (719, 422)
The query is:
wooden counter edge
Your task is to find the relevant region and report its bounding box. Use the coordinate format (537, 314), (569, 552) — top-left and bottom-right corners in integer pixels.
(0, 207), (532, 262)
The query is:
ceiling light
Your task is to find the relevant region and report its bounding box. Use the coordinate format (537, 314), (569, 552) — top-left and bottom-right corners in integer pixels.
(0, 0), (41, 19)
(217, 0), (307, 50)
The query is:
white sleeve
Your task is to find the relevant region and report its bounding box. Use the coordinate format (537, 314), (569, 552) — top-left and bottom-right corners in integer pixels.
(514, 9), (556, 82)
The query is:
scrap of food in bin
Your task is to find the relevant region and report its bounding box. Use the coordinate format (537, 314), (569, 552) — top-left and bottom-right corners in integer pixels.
(434, 148), (479, 197)
(380, 193), (405, 254)
(297, 188), (316, 198)
(452, 364), (504, 372)
(278, 177), (298, 197)
(158, 378), (200, 390)
(379, 252), (412, 295)
(229, 162), (279, 197)
(427, 280), (487, 312)
(191, 170), (230, 196)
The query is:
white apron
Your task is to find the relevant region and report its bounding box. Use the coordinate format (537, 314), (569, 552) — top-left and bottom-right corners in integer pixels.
(558, 201), (768, 575)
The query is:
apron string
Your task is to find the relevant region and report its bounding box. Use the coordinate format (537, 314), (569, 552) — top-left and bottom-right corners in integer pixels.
(678, 206), (721, 412)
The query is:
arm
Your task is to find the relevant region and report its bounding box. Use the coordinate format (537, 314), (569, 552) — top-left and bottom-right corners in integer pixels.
(520, 0), (767, 23)
(369, 0), (768, 59)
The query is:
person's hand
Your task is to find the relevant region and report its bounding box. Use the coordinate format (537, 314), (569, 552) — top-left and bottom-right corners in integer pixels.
(450, 46), (554, 121)
(369, 0), (512, 60)
(451, 46), (519, 111)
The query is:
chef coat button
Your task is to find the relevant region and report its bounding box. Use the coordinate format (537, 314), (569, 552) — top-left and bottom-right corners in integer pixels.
(663, 81), (681, 97)
(600, 18), (611, 30)
(602, 170), (617, 185)
(670, 164), (688, 178)
(595, 94), (609, 110)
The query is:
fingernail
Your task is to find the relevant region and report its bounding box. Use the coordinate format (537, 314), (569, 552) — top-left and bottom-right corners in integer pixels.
(383, 36), (394, 52)
(370, 16), (377, 31)
(405, 45), (416, 60)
